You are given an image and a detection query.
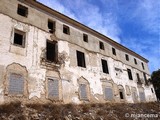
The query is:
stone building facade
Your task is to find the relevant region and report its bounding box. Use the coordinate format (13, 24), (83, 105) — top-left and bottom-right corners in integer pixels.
(0, 0), (157, 104)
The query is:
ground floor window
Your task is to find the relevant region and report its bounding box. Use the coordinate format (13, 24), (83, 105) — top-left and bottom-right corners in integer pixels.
(79, 84), (88, 100)
(48, 78), (59, 99)
(139, 92), (146, 102)
(9, 73), (24, 95)
(118, 85), (125, 100)
(104, 87), (113, 100)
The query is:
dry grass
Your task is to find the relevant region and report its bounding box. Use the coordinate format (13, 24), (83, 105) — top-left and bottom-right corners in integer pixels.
(0, 101), (159, 119)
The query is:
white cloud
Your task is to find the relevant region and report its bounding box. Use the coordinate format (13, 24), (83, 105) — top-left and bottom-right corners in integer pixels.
(133, 0), (160, 34)
(39, 0), (77, 20)
(37, 0), (122, 43)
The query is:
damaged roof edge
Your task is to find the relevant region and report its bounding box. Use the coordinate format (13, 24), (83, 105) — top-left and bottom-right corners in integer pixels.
(24, 0), (148, 63)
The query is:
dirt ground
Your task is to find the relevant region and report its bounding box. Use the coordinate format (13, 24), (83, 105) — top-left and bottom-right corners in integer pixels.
(0, 101), (159, 120)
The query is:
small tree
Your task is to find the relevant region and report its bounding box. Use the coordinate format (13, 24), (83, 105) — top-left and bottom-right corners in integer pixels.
(150, 69), (160, 100)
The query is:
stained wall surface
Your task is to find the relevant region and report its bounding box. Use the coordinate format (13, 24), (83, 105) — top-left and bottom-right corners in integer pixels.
(0, 0), (157, 104)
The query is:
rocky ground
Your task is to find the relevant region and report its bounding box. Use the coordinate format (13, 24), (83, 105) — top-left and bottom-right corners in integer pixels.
(0, 101), (159, 120)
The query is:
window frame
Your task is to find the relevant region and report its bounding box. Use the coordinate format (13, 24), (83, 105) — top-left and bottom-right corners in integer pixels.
(8, 73), (24, 95)
(17, 4), (28, 17)
(134, 58), (137, 65)
(112, 47), (116, 55)
(99, 41), (104, 50)
(125, 54), (129, 61)
(127, 68), (133, 80)
(48, 19), (55, 33)
(76, 50), (86, 68)
(13, 29), (26, 48)
(141, 62), (145, 70)
(83, 34), (88, 42)
(136, 73), (141, 84)
(46, 40), (58, 63)
(101, 59), (109, 74)
(104, 87), (113, 101)
(47, 78), (60, 100)
(63, 25), (70, 35)
(79, 83), (88, 100)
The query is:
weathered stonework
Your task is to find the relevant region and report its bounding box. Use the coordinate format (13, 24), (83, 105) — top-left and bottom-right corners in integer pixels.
(0, 0), (157, 104)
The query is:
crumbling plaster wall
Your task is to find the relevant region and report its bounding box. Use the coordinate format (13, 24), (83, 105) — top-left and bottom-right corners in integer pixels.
(0, 0), (150, 74)
(0, 0), (157, 104)
(0, 13), (157, 104)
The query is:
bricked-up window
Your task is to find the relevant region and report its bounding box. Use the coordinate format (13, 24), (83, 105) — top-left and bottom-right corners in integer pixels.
(48, 20), (55, 33)
(141, 62), (145, 70)
(14, 30), (25, 48)
(112, 47), (116, 55)
(83, 34), (88, 42)
(99, 41), (104, 50)
(79, 84), (88, 100)
(139, 91), (146, 102)
(104, 87), (113, 100)
(17, 4), (28, 17)
(46, 41), (57, 62)
(134, 58), (137, 64)
(76, 51), (86, 68)
(9, 73), (24, 95)
(101, 59), (109, 74)
(127, 68), (133, 80)
(48, 78), (59, 98)
(125, 54), (129, 61)
(63, 25), (70, 34)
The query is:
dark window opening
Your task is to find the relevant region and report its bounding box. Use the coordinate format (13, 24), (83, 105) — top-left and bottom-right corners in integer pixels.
(136, 73), (140, 81)
(99, 41), (104, 50)
(143, 72), (148, 85)
(46, 41), (57, 62)
(101, 59), (109, 74)
(134, 58), (137, 64)
(141, 62), (145, 70)
(125, 54), (129, 61)
(127, 68), (133, 80)
(48, 20), (55, 33)
(119, 91), (124, 99)
(63, 25), (70, 34)
(112, 48), (116, 55)
(76, 51), (86, 68)
(151, 88), (154, 93)
(14, 30), (25, 47)
(136, 73), (142, 84)
(17, 4), (28, 17)
(83, 34), (88, 42)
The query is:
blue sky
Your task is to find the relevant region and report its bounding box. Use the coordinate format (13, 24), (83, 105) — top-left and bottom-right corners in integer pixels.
(37, 0), (160, 73)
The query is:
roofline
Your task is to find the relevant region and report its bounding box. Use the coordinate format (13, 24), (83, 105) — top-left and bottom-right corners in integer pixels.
(24, 0), (148, 63)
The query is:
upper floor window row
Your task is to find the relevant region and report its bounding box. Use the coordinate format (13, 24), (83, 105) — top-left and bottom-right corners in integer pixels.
(124, 54), (139, 66)
(16, 5), (146, 69)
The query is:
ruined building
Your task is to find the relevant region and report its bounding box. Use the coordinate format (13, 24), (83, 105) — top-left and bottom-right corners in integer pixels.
(0, 0), (157, 104)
